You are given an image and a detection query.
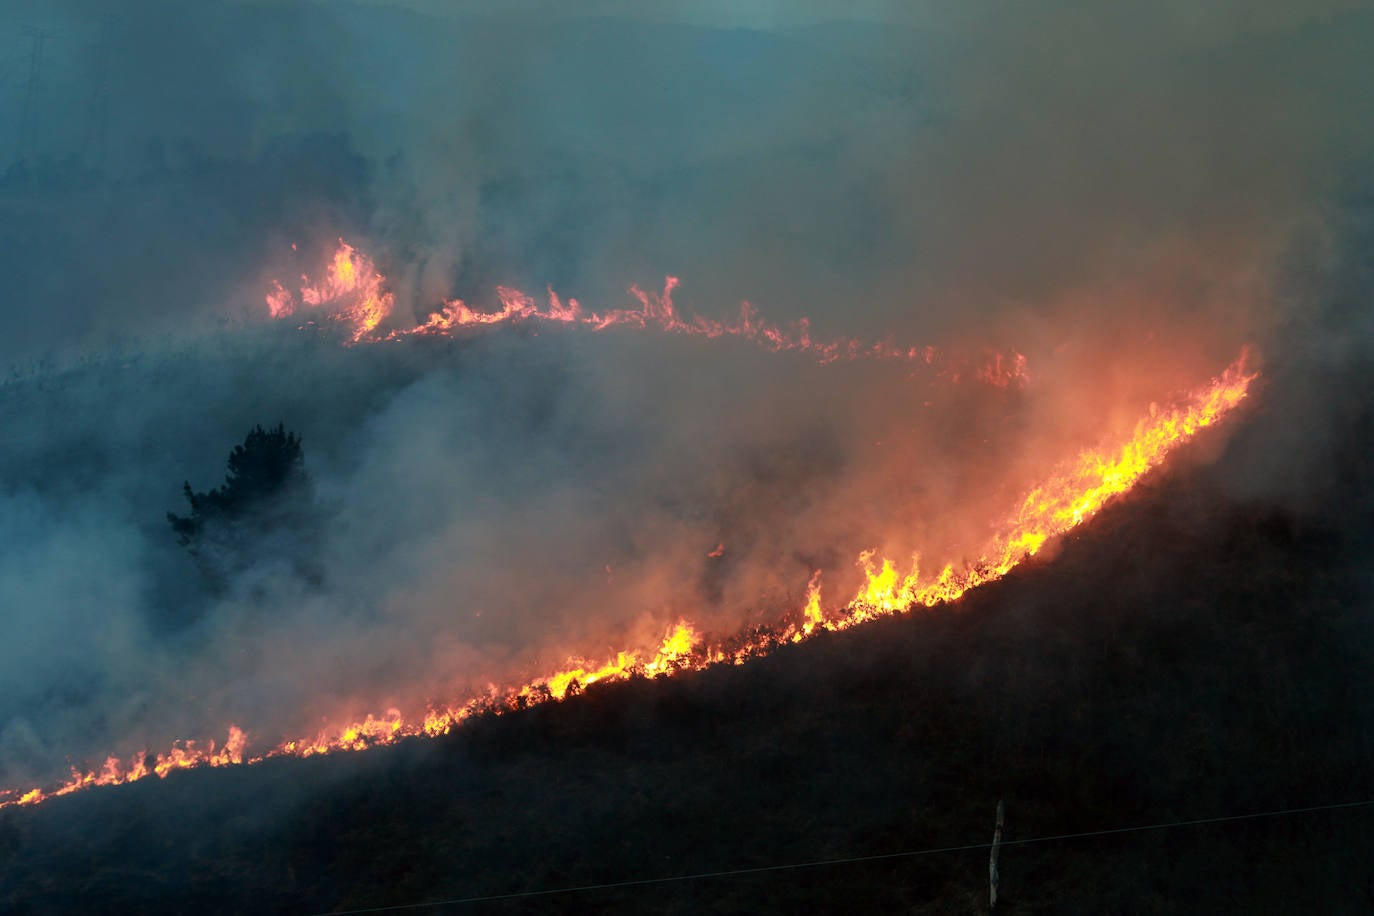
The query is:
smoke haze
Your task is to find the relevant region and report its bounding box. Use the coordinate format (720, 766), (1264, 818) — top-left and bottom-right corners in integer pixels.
(0, 0), (1371, 786)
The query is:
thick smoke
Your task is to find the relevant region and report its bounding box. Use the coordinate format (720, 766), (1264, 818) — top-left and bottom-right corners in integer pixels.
(0, 1), (1371, 786)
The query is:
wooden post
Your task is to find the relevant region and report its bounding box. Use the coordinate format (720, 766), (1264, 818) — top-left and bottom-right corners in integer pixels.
(990, 799), (1004, 909)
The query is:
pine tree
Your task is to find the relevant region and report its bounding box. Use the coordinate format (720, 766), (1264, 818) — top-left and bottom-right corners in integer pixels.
(168, 424), (319, 588)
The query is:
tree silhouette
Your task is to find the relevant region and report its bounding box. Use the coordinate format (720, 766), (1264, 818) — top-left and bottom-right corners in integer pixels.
(168, 424), (320, 588)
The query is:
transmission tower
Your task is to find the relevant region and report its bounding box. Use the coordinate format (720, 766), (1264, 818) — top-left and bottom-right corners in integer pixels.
(15, 27), (49, 165)
(82, 21), (111, 170)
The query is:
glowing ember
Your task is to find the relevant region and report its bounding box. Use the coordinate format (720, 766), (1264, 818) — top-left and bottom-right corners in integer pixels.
(0, 349), (1254, 812)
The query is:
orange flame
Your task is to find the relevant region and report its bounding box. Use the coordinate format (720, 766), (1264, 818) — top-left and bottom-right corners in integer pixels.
(976, 351), (1030, 388)
(799, 570), (825, 639)
(267, 240), (395, 343)
(0, 351), (1254, 812)
(265, 240), (1027, 381)
(840, 354), (1255, 623)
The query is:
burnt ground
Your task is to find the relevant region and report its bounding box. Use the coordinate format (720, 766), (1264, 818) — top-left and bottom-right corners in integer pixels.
(2, 371), (1373, 915)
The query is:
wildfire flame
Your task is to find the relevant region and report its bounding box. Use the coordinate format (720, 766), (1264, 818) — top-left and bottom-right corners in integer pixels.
(0, 336), (1255, 811)
(267, 241), (395, 343)
(840, 354), (1254, 622)
(265, 240), (1028, 385)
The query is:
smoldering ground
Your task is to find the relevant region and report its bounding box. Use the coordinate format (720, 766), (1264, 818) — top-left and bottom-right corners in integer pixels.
(1, 0), (1372, 792)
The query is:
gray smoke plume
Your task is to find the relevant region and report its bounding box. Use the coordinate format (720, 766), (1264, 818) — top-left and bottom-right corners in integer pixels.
(0, 0), (1370, 787)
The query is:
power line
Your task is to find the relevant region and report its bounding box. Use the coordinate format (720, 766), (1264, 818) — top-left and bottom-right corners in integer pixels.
(312, 798), (1374, 914)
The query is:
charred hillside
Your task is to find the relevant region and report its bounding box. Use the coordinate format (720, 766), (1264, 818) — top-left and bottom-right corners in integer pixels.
(3, 362), (1372, 914)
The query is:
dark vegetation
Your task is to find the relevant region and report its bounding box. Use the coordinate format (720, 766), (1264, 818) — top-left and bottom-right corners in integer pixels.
(2, 358), (1372, 914)
(0, 324), (582, 635)
(168, 423), (320, 591)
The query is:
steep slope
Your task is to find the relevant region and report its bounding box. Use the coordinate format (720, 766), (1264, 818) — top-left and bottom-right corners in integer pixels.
(4, 374), (1372, 913)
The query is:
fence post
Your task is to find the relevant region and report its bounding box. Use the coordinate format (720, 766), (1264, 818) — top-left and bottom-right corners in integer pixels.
(990, 799), (1004, 909)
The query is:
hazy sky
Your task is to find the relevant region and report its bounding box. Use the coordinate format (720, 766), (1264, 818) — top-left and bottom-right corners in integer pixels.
(332, 0), (1372, 32)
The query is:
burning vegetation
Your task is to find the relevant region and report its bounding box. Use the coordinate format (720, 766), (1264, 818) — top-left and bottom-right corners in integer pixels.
(0, 242), (1257, 812)
(266, 240), (1031, 385)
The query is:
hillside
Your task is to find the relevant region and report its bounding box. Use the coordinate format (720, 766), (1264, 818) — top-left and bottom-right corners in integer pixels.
(2, 356), (1371, 914)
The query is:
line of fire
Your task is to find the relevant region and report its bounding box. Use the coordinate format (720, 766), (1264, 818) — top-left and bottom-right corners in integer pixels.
(0, 241), (1256, 811)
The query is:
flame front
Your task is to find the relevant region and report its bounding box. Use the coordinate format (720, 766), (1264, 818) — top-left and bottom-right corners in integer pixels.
(265, 240), (1028, 383)
(0, 340), (1254, 812)
(841, 355), (1255, 622)
(268, 240), (395, 343)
